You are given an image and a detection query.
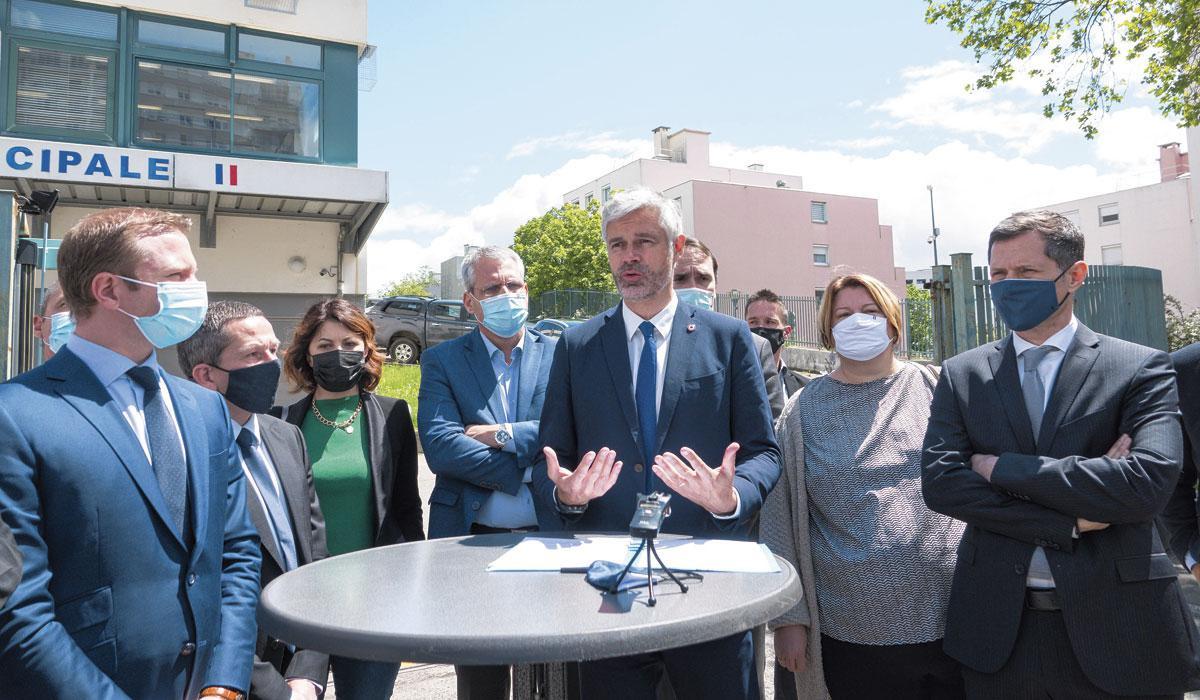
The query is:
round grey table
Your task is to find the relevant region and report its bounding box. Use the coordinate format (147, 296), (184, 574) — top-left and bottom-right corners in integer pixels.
(259, 532), (801, 666)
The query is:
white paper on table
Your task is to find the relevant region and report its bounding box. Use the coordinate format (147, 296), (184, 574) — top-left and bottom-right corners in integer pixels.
(486, 535), (781, 573)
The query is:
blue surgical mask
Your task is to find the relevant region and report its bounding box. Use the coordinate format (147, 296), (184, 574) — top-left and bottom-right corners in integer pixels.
(116, 276), (208, 348)
(474, 292), (528, 338)
(990, 266), (1071, 332)
(676, 287), (714, 310)
(43, 311), (74, 353)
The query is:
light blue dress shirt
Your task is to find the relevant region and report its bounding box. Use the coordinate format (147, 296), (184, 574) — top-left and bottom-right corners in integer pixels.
(233, 415), (296, 568)
(65, 334), (186, 461)
(476, 332), (537, 529)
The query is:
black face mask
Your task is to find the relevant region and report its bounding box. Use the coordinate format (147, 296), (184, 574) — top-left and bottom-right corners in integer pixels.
(311, 349), (365, 392)
(750, 326), (786, 354)
(216, 359), (281, 414)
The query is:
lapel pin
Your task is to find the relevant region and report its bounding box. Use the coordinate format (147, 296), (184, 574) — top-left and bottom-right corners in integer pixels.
(687, 323), (696, 333)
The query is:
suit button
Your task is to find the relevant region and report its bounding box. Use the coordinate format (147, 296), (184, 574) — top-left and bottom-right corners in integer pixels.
(1014, 564), (1026, 575)
(187, 574), (197, 586)
(181, 642), (196, 656)
(471, 502), (480, 511)
(634, 464), (643, 473)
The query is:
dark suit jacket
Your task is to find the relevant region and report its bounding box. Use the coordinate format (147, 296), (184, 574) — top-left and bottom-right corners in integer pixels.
(922, 323), (1200, 695)
(281, 392), (425, 545)
(245, 414), (330, 700)
(531, 303), (781, 538)
(780, 365), (807, 398)
(753, 332), (786, 421)
(0, 512), (20, 610)
(1161, 343), (1200, 568)
(0, 348), (261, 699)
(419, 329), (559, 538)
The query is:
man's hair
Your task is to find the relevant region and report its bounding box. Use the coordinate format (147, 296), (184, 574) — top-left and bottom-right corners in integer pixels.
(40, 282), (63, 317)
(601, 188), (683, 241)
(682, 238), (718, 277)
(177, 301), (265, 379)
(57, 207), (192, 320)
(987, 210), (1084, 271)
(746, 288), (787, 325)
(284, 298), (384, 394)
(817, 274), (903, 351)
(460, 246), (525, 294)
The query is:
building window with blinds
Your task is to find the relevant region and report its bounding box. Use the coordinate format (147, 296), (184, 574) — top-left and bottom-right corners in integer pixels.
(811, 201), (828, 223)
(13, 43), (114, 137)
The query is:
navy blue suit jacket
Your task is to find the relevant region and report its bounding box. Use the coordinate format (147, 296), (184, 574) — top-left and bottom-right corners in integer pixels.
(531, 304), (780, 538)
(0, 348), (261, 699)
(420, 328), (559, 537)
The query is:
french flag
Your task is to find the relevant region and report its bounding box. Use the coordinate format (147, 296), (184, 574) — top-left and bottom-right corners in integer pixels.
(215, 163), (239, 186)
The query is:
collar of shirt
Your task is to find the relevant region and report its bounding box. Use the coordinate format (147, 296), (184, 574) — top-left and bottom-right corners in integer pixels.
(622, 294), (678, 343)
(1012, 314), (1078, 356)
(65, 332), (159, 389)
(480, 328), (526, 367)
(231, 413), (261, 441)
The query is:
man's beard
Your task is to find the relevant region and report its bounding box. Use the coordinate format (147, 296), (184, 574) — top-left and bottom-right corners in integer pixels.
(614, 261), (669, 301)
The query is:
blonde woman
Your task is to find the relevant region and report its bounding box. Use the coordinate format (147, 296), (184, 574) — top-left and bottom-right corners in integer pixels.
(763, 274), (965, 699)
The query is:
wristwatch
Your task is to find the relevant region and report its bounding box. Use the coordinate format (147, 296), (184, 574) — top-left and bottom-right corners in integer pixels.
(495, 428), (512, 446)
(199, 688), (244, 700)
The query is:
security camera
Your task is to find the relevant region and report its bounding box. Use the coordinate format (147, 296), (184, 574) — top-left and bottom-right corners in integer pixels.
(319, 266), (338, 277)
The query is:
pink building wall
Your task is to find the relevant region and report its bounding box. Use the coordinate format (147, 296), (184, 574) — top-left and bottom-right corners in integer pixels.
(685, 181), (906, 300)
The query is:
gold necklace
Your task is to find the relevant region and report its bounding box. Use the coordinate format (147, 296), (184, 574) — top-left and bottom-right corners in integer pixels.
(311, 398), (363, 434)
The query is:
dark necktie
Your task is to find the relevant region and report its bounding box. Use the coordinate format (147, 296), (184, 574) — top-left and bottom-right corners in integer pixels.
(126, 366), (188, 536)
(1020, 346), (1058, 588)
(636, 321), (658, 492)
(237, 428), (298, 571)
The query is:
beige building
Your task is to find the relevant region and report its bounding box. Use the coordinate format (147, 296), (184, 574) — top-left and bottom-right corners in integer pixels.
(1039, 130), (1199, 309)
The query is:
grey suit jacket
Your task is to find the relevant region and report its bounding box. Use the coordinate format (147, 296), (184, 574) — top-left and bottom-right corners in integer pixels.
(753, 332), (786, 421)
(246, 414), (329, 700)
(922, 323), (1200, 695)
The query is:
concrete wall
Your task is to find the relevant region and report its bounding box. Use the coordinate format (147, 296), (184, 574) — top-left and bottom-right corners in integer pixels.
(85, 0), (368, 47)
(679, 181), (906, 300)
(1043, 178), (1198, 309)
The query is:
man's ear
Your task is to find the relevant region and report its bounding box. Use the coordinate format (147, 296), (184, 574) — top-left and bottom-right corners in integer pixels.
(90, 272), (121, 311)
(192, 363), (219, 392)
(672, 235), (686, 254)
(783, 325), (793, 338)
(1068, 260), (1088, 290)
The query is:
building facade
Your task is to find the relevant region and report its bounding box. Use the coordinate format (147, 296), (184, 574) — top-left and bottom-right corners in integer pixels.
(0, 0), (386, 377)
(1039, 133), (1199, 310)
(563, 127), (905, 300)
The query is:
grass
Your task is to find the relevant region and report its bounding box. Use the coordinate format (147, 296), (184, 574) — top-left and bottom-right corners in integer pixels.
(377, 364), (421, 428)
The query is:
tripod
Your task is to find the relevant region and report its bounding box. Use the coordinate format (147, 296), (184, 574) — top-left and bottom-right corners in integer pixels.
(606, 536), (699, 606)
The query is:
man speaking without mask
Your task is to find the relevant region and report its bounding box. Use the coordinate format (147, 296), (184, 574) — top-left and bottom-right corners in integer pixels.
(179, 301), (330, 700)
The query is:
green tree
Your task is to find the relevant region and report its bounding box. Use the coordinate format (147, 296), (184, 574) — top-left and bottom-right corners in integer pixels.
(1165, 294), (1200, 351)
(512, 200), (615, 301)
(926, 0), (1200, 137)
(905, 284), (934, 358)
(377, 265), (437, 298)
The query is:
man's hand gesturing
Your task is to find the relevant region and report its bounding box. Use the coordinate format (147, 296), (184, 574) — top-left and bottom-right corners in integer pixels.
(545, 446), (622, 507)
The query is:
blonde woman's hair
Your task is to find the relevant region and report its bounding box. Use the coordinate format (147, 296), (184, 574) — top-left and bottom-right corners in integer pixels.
(817, 273), (903, 350)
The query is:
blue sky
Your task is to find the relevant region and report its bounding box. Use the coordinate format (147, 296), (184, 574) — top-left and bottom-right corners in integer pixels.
(359, 1), (1187, 291)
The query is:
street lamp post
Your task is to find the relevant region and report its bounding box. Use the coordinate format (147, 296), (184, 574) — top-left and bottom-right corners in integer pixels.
(927, 185), (940, 268)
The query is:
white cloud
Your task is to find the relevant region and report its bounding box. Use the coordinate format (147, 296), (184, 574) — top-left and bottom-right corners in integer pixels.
(365, 151), (633, 292)
(831, 136), (896, 150)
(506, 130), (647, 160)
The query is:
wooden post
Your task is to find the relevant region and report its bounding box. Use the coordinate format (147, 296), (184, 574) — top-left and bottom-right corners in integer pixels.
(950, 253), (977, 356)
(930, 264), (954, 363)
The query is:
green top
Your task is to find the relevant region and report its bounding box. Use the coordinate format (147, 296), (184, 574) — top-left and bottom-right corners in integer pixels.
(301, 395), (374, 556)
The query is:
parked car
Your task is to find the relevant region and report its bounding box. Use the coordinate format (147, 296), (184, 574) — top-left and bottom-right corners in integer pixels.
(367, 296), (477, 364)
(530, 318), (581, 338)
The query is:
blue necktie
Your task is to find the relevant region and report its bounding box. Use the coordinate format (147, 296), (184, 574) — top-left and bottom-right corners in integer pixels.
(237, 428), (298, 571)
(126, 366), (188, 538)
(636, 321), (658, 492)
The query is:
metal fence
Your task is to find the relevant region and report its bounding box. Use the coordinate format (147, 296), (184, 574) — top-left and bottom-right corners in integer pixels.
(532, 289), (935, 360)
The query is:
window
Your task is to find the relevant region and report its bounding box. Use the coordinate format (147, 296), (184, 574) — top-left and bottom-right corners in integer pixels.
(14, 44), (112, 135)
(815, 288), (825, 302)
(238, 32), (321, 69)
(811, 201), (828, 223)
(430, 302), (464, 321)
(585, 193), (595, 206)
(136, 61), (230, 149)
(601, 185), (611, 203)
(383, 301), (421, 316)
(1098, 203), (1119, 226)
(11, 0), (117, 40)
(572, 199), (580, 207)
(137, 20), (225, 54)
(813, 245), (829, 266)
(233, 73), (320, 157)
(1101, 244), (1124, 266)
